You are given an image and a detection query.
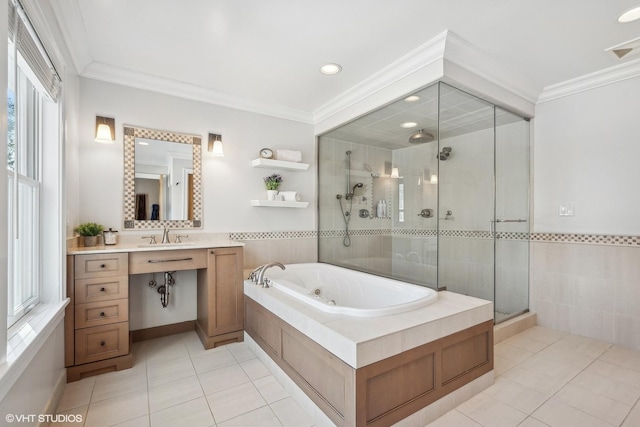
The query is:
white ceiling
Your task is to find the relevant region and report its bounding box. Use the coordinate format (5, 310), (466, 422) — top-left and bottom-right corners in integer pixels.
(51, 0), (640, 123)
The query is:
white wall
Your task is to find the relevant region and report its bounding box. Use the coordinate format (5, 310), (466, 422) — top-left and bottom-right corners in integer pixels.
(533, 76), (640, 235)
(532, 77), (640, 349)
(0, 323), (65, 424)
(78, 78), (316, 233)
(77, 79), (316, 328)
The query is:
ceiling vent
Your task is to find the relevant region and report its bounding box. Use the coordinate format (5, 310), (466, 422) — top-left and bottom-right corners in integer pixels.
(606, 36), (640, 59)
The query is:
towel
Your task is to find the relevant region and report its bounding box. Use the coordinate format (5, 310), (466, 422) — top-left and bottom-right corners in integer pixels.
(276, 150), (302, 163)
(278, 191), (301, 202)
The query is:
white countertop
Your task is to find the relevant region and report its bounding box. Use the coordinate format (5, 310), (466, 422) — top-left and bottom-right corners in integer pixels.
(244, 282), (493, 369)
(68, 238), (244, 255)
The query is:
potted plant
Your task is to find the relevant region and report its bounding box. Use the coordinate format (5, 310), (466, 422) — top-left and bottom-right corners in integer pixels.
(263, 173), (283, 200)
(74, 222), (105, 247)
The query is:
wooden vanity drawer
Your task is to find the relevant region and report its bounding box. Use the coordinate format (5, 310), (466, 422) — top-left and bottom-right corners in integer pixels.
(129, 249), (207, 274)
(75, 300), (129, 329)
(75, 276), (128, 304)
(75, 253), (128, 279)
(75, 322), (129, 365)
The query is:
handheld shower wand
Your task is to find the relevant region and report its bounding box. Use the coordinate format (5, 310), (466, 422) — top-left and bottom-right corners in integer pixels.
(346, 182), (364, 200)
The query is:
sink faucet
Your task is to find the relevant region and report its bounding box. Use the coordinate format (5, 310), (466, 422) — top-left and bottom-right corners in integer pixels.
(256, 262), (285, 287)
(161, 227), (171, 244)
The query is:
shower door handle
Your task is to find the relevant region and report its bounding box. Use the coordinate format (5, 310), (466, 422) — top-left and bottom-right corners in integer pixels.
(491, 219), (528, 238)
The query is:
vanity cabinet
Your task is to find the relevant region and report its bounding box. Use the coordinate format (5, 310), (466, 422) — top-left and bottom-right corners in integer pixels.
(196, 247), (244, 349)
(66, 253), (132, 381)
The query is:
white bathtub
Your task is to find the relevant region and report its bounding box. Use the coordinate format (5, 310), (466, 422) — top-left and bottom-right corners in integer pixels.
(262, 262), (438, 317)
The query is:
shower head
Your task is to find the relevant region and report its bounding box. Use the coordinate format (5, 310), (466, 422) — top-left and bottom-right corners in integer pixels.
(438, 147), (452, 161)
(409, 129), (435, 144)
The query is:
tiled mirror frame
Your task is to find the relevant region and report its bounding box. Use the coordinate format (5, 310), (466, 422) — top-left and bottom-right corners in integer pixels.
(123, 125), (203, 229)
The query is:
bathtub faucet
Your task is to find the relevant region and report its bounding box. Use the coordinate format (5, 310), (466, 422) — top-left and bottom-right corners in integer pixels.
(256, 262), (286, 288)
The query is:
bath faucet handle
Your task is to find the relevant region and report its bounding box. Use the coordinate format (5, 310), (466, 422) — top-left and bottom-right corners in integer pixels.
(262, 278), (271, 288)
(248, 265), (265, 283)
(142, 235), (157, 244)
(174, 234), (188, 243)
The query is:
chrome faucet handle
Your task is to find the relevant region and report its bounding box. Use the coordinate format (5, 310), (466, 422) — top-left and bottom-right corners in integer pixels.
(161, 227), (171, 244)
(175, 235), (188, 243)
(248, 265), (265, 283)
(142, 235), (157, 244)
(262, 278), (272, 288)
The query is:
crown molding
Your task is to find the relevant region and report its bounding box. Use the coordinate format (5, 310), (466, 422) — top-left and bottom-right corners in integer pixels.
(312, 31), (448, 124)
(313, 30), (540, 130)
(82, 62), (314, 124)
(538, 57), (640, 103)
(48, 0), (92, 75)
(443, 32), (541, 104)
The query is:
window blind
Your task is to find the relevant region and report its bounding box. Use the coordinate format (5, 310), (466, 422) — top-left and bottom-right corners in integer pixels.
(8, 0), (61, 101)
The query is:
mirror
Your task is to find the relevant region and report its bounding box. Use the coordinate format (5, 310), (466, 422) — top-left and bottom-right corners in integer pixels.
(123, 125), (202, 229)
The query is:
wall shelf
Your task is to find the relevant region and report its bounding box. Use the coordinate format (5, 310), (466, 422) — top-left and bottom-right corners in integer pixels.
(251, 200), (309, 208)
(251, 158), (309, 171)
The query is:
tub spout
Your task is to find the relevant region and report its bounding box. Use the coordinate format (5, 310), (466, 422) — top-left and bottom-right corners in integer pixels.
(257, 262), (285, 287)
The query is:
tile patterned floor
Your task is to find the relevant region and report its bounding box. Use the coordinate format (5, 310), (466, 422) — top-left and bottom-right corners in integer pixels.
(54, 326), (640, 426)
(430, 326), (640, 427)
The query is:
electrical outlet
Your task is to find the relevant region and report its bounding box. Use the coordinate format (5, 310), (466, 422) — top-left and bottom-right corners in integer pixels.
(558, 204), (574, 216)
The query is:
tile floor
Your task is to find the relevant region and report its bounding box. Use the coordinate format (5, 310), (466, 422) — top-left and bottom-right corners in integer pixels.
(54, 326), (640, 427)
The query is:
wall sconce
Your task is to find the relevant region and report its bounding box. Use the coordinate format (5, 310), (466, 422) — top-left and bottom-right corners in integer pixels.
(430, 174), (438, 184)
(390, 167), (400, 178)
(208, 133), (224, 157)
(95, 116), (115, 143)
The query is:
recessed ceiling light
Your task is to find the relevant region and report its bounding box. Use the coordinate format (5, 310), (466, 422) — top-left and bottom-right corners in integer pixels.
(619, 6), (640, 22)
(401, 122), (418, 128)
(320, 63), (342, 75)
(404, 95), (420, 102)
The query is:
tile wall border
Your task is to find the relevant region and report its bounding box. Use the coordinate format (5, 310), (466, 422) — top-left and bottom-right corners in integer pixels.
(232, 230), (640, 247)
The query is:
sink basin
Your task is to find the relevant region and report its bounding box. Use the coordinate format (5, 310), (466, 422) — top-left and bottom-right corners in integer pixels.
(136, 242), (196, 248)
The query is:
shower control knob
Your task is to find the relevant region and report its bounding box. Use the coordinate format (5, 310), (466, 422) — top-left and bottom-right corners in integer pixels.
(418, 209), (434, 218)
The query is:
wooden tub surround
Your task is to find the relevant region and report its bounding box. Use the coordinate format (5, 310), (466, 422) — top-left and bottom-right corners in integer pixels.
(65, 241), (244, 382)
(244, 283), (493, 427)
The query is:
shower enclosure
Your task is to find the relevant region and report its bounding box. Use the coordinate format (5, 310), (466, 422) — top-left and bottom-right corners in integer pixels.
(318, 82), (530, 323)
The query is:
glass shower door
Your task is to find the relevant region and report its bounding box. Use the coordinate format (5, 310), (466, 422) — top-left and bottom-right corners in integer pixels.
(437, 84), (495, 302)
(494, 108), (530, 322)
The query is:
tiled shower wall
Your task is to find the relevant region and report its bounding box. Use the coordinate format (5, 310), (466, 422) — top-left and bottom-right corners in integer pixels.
(530, 235), (640, 351)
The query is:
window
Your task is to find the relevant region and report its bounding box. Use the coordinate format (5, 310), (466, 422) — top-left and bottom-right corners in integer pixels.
(7, 59), (42, 326)
(7, 1), (62, 327)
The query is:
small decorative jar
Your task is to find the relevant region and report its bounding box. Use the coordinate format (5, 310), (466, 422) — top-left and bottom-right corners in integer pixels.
(103, 228), (118, 245)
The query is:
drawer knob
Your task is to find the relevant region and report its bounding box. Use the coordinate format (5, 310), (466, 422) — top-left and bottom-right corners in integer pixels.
(99, 312), (105, 317)
(100, 341), (106, 346)
(100, 264), (106, 268)
(100, 287), (105, 292)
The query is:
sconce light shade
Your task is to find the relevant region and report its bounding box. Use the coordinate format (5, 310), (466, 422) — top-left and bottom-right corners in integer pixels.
(95, 116), (115, 143)
(390, 167), (400, 179)
(208, 133), (224, 157)
(430, 174), (438, 184)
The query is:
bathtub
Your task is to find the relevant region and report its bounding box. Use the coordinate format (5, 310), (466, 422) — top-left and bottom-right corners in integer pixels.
(264, 263), (438, 317)
(243, 263), (495, 426)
